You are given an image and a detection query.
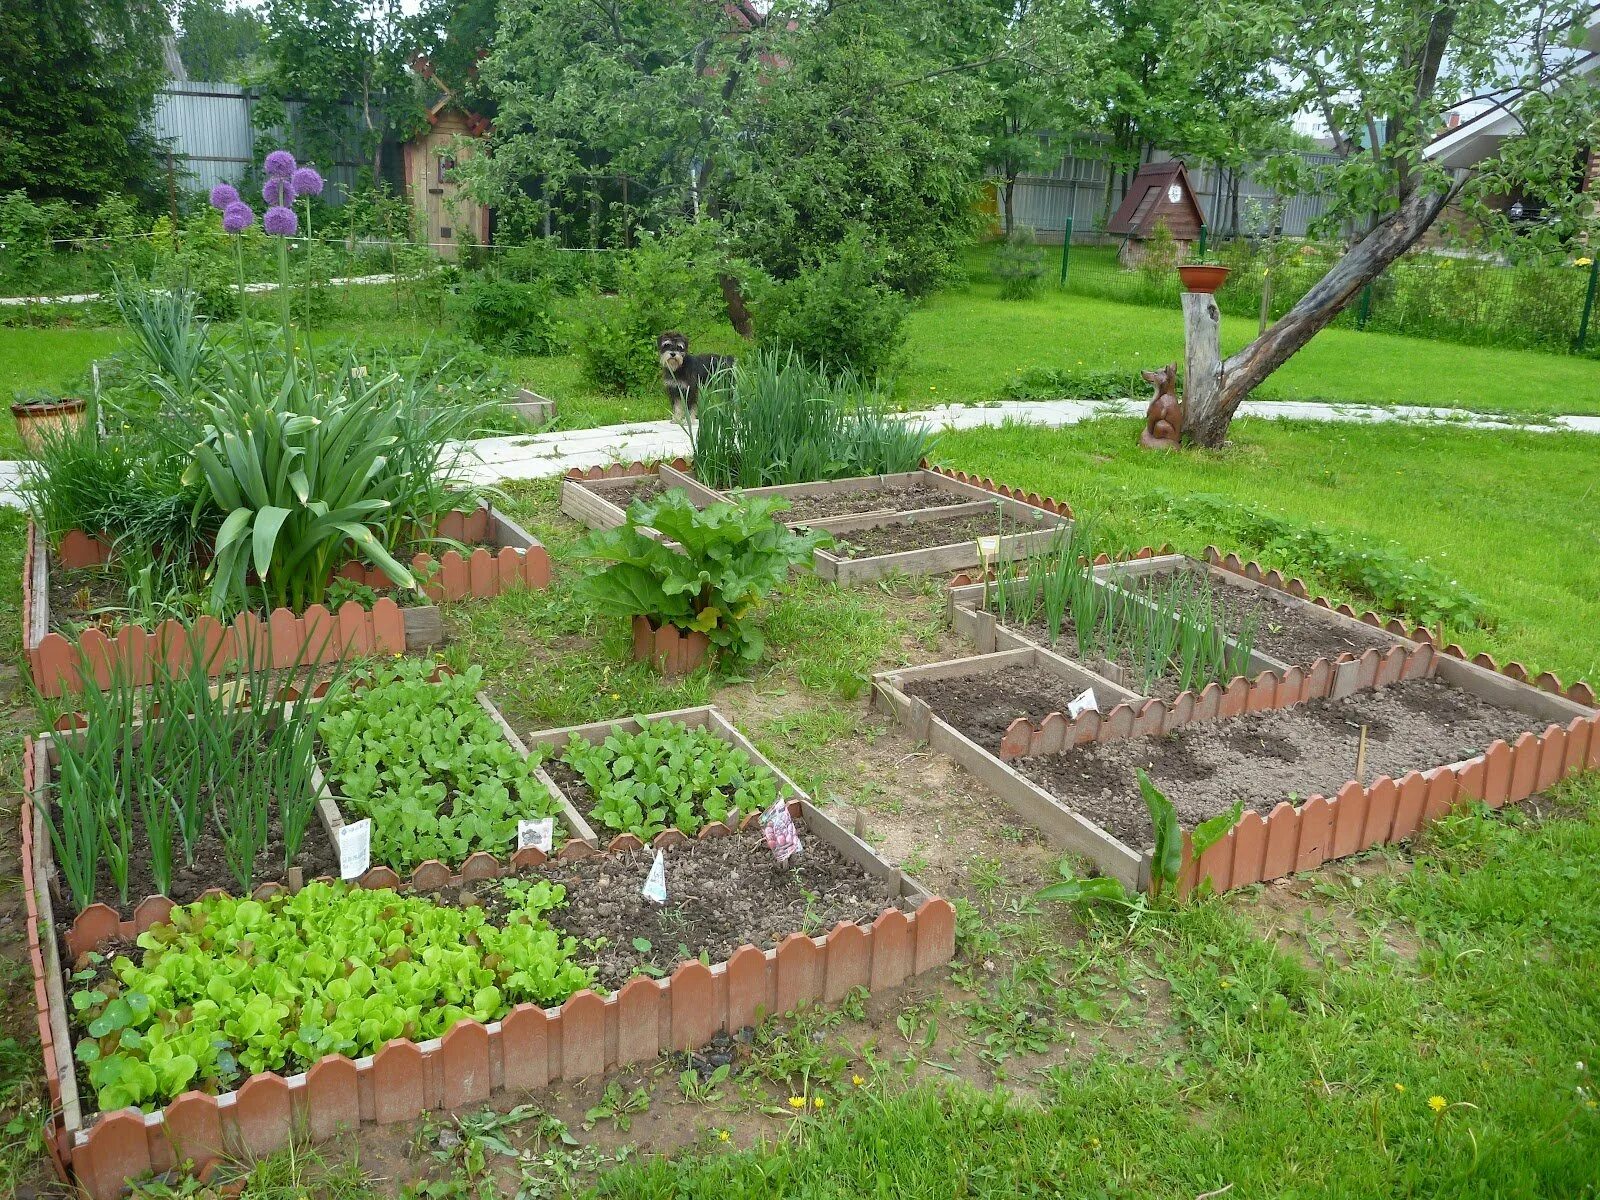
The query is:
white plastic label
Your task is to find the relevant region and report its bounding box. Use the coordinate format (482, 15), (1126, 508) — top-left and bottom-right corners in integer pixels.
(338, 819), (371, 880)
(977, 536), (1000, 557)
(641, 850), (668, 905)
(517, 817), (555, 853)
(1068, 688), (1098, 718)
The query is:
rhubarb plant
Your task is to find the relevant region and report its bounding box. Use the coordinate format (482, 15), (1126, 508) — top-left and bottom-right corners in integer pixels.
(317, 661), (561, 871)
(71, 880), (589, 1112)
(559, 719), (779, 842)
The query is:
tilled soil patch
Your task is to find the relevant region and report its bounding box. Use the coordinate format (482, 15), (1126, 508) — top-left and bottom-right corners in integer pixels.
(1113, 565), (1401, 664)
(774, 483), (968, 523)
(826, 512), (1030, 559)
(493, 829), (911, 990)
(598, 476), (670, 510)
(48, 563), (127, 633)
(1013, 677), (1540, 846)
(901, 664), (1105, 751)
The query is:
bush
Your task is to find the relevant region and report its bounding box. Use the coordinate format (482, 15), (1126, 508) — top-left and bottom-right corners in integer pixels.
(1137, 217), (1182, 285)
(755, 230), (908, 378)
(494, 239), (593, 295)
(691, 348), (938, 489)
(1000, 366), (1153, 403)
(576, 300), (663, 394)
(993, 227), (1047, 300)
(463, 273), (561, 355)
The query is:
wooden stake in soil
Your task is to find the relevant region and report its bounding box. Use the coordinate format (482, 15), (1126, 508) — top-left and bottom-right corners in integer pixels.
(1354, 724), (1369, 783)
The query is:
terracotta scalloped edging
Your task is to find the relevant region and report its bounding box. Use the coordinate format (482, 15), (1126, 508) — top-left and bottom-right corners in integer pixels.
(334, 506), (550, 600)
(562, 457), (693, 481)
(1201, 546), (1598, 709)
(1175, 712), (1600, 897)
(919, 460), (1075, 519)
(995, 643), (1434, 760)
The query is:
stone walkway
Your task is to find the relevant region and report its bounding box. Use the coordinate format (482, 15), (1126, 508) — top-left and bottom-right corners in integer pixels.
(0, 274), (397, 307)
(3, 396), (1595, 508)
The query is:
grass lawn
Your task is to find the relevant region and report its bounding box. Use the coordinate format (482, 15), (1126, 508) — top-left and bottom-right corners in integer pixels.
(4, 467), (1590, 1199)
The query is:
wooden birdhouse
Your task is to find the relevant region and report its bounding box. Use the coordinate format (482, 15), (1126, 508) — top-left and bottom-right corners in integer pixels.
(1105, 161), (1206, 268)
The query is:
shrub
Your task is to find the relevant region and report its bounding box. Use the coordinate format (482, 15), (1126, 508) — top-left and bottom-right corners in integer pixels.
(316, 661), (563, 871)
(572, 491), (830, 663)
(691, 348), (938, 489)
(1138, 217), (1182, 285)
(576, 300), (663, 394)
(463, 273), (561, 355)
(71, 879), (590, 1111)
(559, 719), (779, 842)
(993, 227), (1048, 300)
(999, 366), (1153, 403)
(755, 229), (908, 378)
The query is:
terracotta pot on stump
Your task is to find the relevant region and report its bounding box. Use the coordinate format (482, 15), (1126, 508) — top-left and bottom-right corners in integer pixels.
(11, 396), (87, 455)
(632, 615), (711, 675)
(1177, 264), (1230, 294)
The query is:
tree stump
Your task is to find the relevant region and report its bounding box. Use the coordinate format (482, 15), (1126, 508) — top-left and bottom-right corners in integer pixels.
(1182, 292), (1225, 446)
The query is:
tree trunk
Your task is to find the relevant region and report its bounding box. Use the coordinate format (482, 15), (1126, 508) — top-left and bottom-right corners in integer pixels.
(1003, 175), (1016, 237)
(1182, 292), (1223, 440)
(720, 273), (755, 340)
(1183, 183), (1455, 447)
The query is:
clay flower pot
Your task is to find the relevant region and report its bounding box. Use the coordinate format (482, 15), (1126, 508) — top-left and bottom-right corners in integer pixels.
(11, 396), (87, 455)
(1177, 264), (1231, 294)
(631, 615), (711, 675)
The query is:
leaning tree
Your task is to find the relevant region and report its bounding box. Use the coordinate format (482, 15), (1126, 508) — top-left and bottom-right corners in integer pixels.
(1177, 0), (1600, 446)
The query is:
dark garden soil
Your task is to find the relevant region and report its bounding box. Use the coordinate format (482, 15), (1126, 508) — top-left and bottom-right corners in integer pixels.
(1113, 565), (1402, 664)
(774, 483), (968, 523)
(825, 513), (1024, 559)
(487, 828), (911, 991)
(902, 665), (1107, 751)
(48, 781), (338, 925)
(1011, 676), (1540, 846)
(600, 476), (670, 510)
(48, 563), (127, 634)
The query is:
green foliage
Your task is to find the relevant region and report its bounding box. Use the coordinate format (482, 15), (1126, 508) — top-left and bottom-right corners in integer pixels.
(992, 228), (1047, 300)
(72, 879), (590, 1111)
(559, 719), (778, 842)
(1137, 218), (1182, 286)
(754, 230), (909, 379)
(316, 661), (562, 871)
(111, 274), (215, 399)
(463, 274), (561, 355)
(572, 492), (830, 664)
(691, 349), (937, 490)
(174, 0), (264, 82)
(999, 365), (1153, 403)
(575, 302), (660, 395)
(16, 416), (133, 545)
(40, 639), (331, 909)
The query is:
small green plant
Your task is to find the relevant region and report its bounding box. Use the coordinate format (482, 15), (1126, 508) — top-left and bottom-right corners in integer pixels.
(572, 491), (831, 664)
(992, 227), (1047, 300)
(559, 718), (779, 841)
(71, 880), (589, 1112)
(690, 348), (938, 490)
(754, 228), (909, 378)
(463, 274), (561, 355)
(316, 661), (562, 871)
(583, 1080), (651, 1132)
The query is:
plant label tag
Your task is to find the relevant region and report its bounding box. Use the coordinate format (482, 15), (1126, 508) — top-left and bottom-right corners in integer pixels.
(1068, 688), (1098, 718)
(977, 536), (1000, 558)
(641, 850), (667, 905)
(338, 819), (371, 881)
(517, 817), (554, 853)
(761, 801), (803, 864)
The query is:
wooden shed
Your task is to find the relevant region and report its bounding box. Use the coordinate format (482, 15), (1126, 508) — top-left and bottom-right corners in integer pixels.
(1106, 161), (1206, 267)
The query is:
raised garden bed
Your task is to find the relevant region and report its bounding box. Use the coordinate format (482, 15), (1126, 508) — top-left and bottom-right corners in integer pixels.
(508, 387), (556, 425)
(734, 468), (1049, 529)
(559, 460), (727, 534)
(24, 506), (552, 698)
(873, 643), (1598, 895)
(808, 498), (1070, 586)
(23, 715), (954, 1198)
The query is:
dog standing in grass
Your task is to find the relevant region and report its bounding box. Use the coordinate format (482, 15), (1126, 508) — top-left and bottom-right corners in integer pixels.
(658, 332), (734, 423)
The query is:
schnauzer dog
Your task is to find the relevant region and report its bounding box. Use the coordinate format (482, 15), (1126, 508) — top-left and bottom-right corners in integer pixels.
(657, 332), (734, 422)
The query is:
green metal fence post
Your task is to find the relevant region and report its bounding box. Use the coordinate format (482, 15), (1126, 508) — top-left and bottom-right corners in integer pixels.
(1059, 217), (1074, 287)
(1575, 256), (1599, 352)
(1197, 224), (1208, 260)
(1356, 282), (1374, 330)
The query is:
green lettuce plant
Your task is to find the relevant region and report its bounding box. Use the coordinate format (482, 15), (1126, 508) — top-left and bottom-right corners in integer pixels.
(316, 661), (562, 871)
(71, 880), (590, 1112)
(559, 719), (779, 842)
(572, 492), (831, 664)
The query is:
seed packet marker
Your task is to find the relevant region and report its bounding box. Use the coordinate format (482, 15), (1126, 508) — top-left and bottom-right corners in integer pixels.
(1068, 687), (1098, 718)
(641, 849), (667, 905)
(517, 817), (554, 854)
(338, 818), (371, 881)
(762, 801), (803, 865)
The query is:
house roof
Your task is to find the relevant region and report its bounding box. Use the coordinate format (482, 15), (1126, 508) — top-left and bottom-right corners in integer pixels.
(1105, 161), (1206, 236)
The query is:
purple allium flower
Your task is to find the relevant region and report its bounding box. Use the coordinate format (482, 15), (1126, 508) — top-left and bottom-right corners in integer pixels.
(263, 205), (298, 237)
(221, 201), (255, 234)
(262, 176), (291, 206)
(290, 166), (324, 198)
(209, 183), (240, 211)
(263, 149), (297, 178)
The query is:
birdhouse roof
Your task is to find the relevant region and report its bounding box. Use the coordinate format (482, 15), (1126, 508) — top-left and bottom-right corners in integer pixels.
(1105, 161), (1206, 238)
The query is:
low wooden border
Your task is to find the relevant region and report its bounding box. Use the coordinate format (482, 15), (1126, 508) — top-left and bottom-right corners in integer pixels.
(24, 507), (552, 698)
(559, 461), (726, 533)
(734, 468), (1063, 530)
(872, 640), (1598, 898)
(919, 461), (1074, 519)
(509, 388), (556, 425)
(26, 708), (953, 1198)
(1201, 547), (1599, 708)
(811, 497), (1069, 586)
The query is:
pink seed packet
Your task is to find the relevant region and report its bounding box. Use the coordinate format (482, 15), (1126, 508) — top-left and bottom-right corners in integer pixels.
(761, 801), (803, 864)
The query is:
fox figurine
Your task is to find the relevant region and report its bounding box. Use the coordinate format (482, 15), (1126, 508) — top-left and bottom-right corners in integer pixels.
(1139, 363), (1182, 450)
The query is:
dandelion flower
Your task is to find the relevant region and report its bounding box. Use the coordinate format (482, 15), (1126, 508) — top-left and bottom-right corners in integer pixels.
(788, 1096), (805, 1109)
(1428, 1095), (1447, 1113)
(1394, 1084), (1406, 1093)
(813, 1097), (825, 1109)
(718, 1129), (730, 1142)
(852, 1074), (865, 1087)
(1576, 257), (1593, 267)
(1219, 979), (1232, 989)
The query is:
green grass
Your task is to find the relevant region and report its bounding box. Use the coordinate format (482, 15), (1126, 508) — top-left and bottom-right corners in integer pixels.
(934, 416), (1600, 685)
